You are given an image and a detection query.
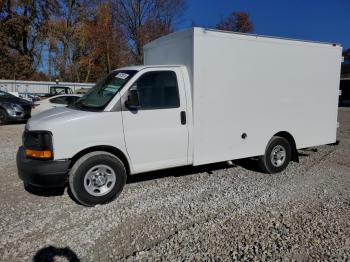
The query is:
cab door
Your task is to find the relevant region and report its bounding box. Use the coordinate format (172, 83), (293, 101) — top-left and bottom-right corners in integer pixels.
(121, 68), (189, 173)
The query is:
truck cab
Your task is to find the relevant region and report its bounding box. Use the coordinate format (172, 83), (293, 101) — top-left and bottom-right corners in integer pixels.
(17, 66), (192, 206)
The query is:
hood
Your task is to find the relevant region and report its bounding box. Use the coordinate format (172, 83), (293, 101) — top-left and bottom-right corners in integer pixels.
(0, 96), (32, 106)
(26, 107), (97, 131)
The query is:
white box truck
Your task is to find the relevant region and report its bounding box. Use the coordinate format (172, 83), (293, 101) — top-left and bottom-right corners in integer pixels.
(17, 28), (342, 206)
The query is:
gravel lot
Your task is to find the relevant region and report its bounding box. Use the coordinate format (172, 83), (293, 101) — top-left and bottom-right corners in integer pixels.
(1, 108), (350, 261)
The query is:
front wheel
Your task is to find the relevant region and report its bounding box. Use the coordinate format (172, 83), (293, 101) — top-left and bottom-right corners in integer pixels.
(69, 151), (127, 206)
(258, 136), (291, 174)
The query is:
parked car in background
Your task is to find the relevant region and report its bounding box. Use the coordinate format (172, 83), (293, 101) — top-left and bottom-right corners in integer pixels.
(339, 79), (350, 106)
(0, 90), (32, 125)
(38, 85), (74, 99)
(16, 93), (40, 103)
(49, 86), (73, 96)
(31, 94), (81, 116)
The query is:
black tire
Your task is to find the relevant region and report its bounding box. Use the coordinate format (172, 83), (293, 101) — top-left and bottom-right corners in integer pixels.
(69, 151), (127, 206)
(24, 182), (41, 191)
(0, 108), (8, 125)
(258, 136), (291, 174)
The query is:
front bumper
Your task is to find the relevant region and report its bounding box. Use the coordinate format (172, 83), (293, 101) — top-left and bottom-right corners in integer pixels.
(7, 105), (31, 121)
(16, 146), (70, 188)
(8, 113), (31, 122)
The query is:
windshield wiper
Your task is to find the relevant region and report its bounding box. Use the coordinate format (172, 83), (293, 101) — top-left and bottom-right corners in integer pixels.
(70, 99), (102, 112)
(69, 100), (85, 110)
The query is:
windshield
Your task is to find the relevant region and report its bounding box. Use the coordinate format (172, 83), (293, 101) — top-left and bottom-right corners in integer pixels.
(71, 70), (137, 111)
(0, 90), (17, 99)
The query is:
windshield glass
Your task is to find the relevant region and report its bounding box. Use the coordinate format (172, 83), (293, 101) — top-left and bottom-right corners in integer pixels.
(71, 70), (137, 111)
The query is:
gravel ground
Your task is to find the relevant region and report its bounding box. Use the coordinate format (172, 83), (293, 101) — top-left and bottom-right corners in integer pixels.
(0, 108), (350, 261)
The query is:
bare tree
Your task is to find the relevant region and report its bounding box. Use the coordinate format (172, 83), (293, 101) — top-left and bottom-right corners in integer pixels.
(78, 2), (131, 82)
(216, 12), (253, 33)
(0, 0), (185, 81)
(112, 0), (185, 63)
(50, 0), (95, 82)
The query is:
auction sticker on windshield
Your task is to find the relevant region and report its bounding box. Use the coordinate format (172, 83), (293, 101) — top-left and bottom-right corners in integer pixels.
(116, 73), (129, 79)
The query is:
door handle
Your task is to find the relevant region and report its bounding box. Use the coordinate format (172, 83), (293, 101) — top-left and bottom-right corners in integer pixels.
(180, 111), (186, 125)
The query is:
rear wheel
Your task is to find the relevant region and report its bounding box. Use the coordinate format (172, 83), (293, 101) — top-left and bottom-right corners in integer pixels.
(258, 136), (291, 173)
(69, 151), (127, 206)
(0, 109), (8, 125)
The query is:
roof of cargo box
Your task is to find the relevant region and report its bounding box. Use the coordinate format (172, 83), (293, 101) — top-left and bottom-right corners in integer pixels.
(116, 65), (184, 71)
(144, 27), (341, 50)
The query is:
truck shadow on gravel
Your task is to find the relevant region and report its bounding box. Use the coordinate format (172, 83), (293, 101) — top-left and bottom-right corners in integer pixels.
(127, 161), (232, 184)
(33, 245), (80, 262)
(127, 150), (316, 184)
(24, 152), (313, 201)
(127, 159), (264, 184)
(23, 183), (82, 205)
(24, 160), (263, 203)
(24, 184), (65, 197)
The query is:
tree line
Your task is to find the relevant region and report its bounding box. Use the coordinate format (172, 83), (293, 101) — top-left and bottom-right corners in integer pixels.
(0, 0), (253, 83)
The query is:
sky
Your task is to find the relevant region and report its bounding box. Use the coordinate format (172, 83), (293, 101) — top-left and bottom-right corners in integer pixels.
(179, 0), (350, 49)
(39, 0), (350, 75)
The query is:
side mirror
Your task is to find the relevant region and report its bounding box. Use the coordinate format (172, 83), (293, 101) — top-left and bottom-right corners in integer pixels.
(125, 89), (141, 110)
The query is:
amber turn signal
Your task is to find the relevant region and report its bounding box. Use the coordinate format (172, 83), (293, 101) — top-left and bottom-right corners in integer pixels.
(25, 149), (52, 159)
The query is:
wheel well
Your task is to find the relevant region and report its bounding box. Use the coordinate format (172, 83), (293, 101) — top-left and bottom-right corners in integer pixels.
(0, 106), (9, 121)
(273, 131), (298, 162)
(69, 146), (130, 174)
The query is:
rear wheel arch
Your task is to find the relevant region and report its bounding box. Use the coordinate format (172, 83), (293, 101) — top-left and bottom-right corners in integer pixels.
(69, 145), (131, 175)
(0, 107), (9, 125)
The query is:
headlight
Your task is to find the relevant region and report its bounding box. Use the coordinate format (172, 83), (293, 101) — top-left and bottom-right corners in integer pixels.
(23, 131), (53, 160)
(11, 103), (22, 111)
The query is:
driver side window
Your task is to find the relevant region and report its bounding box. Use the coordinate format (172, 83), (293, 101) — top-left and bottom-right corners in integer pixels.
(130, 71), (180, 110)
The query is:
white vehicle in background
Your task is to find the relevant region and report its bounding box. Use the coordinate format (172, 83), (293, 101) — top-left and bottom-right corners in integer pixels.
(31, 94), (81, 116)
(17, 28), (342, 206)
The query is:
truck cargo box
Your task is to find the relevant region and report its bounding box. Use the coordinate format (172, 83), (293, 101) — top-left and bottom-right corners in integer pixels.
(144, 28), (342, 165)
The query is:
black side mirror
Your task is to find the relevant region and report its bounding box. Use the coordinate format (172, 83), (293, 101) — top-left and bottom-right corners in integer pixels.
(125, 89), (141, 110)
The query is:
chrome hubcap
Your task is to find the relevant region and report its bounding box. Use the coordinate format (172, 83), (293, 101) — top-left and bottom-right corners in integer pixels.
(84, 165), (116, 196)
(270, 145), (286, 167)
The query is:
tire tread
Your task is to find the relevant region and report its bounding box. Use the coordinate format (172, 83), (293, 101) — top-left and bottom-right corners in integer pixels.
(258, 136), (291, 174)
(69, 151), (126, 206)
